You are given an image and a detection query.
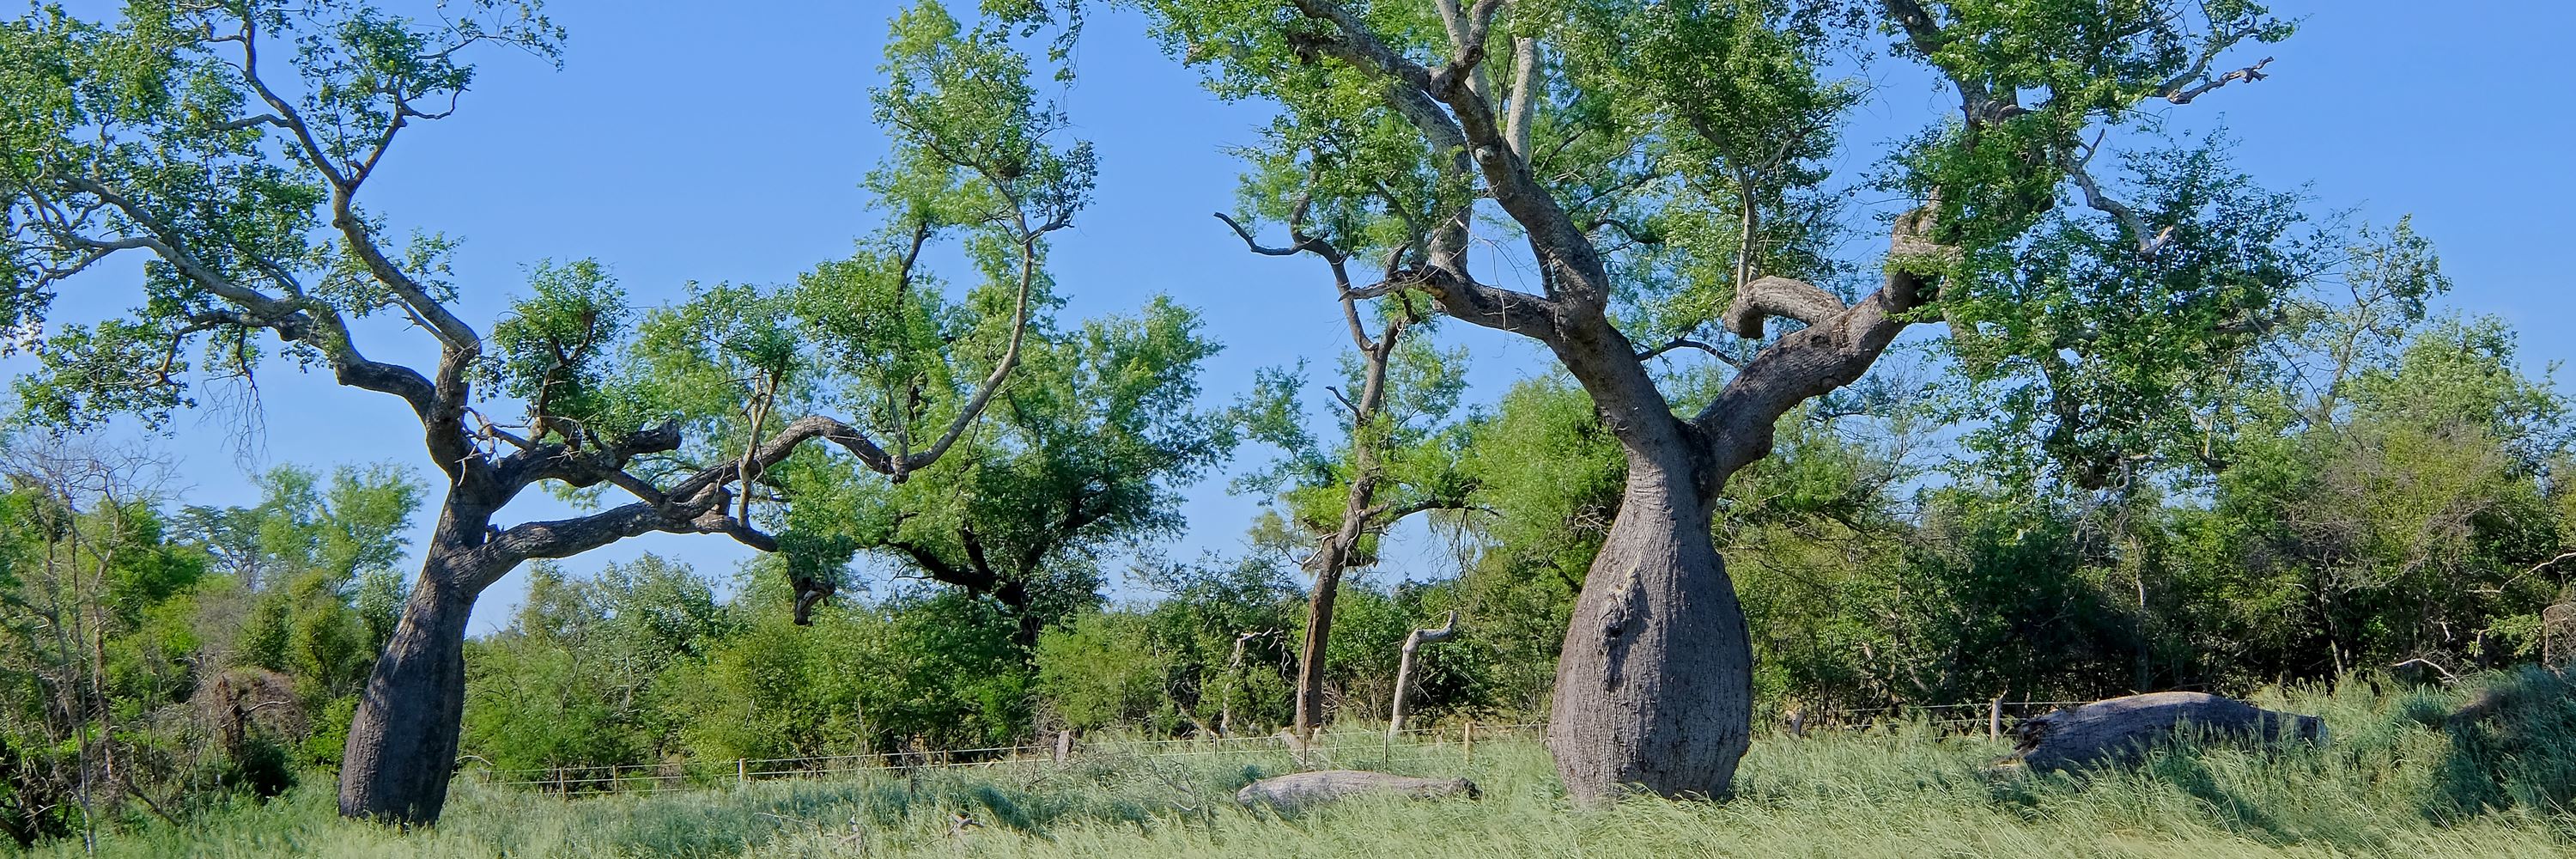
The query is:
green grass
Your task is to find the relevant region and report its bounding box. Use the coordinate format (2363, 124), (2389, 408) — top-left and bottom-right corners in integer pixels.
(27, 671), (2576, 858)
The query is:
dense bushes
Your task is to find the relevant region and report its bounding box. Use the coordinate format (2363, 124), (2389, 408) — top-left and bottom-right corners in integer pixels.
(3, 244), (2571, 848)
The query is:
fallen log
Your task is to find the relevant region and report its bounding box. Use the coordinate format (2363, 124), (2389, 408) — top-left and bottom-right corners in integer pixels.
(1234, 770), (1479, 809)
(2010, 691), (2326, 772)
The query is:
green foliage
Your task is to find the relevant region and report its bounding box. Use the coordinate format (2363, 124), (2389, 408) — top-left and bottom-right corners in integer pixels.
(1457, 375), (1624, 588)
(485, 259), (643, 445)
(464, 555), (732, 778)
(773, 297), (1235, 638)
(1947, 141), (2325, 490)
(2, 0), (561, 430)
(1236, 325), (1474, 560)
(1034, 612), (1166, 732)
(0, 446), (425, 844)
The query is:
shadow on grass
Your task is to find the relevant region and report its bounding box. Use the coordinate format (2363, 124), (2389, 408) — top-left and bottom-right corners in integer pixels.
(2423, 667), (2576, 824)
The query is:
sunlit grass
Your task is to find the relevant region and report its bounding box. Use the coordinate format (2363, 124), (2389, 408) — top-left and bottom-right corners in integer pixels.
(33, 673), (2576, 858)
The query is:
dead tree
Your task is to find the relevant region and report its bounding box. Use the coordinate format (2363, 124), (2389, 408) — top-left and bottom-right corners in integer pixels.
(1386, 611), (1460, 740)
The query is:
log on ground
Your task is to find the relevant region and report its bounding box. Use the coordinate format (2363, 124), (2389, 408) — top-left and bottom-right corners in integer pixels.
(2010, 691), (2326, 772)
(1234, 770), (1479, 809)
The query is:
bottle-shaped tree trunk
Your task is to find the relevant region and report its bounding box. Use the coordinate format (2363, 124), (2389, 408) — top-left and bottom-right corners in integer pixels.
(337, 546), (490, 824)
(1543, 456), (1751, 800)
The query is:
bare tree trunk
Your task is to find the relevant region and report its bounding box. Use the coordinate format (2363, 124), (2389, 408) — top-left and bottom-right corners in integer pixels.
(1545, 454), (1751, 801)
(1291, 564), (1346, 740)
(1386, 611), (1458, 740)
(1220, 631), (1255, 737)
(337, 545), (494, 825)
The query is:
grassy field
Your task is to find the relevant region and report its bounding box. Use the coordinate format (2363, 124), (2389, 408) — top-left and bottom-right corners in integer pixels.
(29, 670), (2576, 858)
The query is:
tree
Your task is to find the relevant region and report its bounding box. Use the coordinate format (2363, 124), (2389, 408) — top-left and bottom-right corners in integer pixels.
(182, 463), (422, 698)
(2, 0), (1091, 824)
(1139, 0), (2295, 799)
(1221, 190), (1476, 738)
(777, 297), (1236, 646)
(0, 440), (207, 846)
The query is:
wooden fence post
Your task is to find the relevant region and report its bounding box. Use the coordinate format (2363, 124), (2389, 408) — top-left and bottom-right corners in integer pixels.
(736, 758), (747, 787)
(1462, 721), (1475, 765)
(1990, 695), (2005, 740)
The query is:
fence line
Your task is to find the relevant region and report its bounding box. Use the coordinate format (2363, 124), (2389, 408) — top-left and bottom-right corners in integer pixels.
(472, 722), (1551, 782)
(465, 701), (2080, 796)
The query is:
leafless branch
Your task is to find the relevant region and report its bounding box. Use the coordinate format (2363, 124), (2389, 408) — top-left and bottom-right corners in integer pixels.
(2165, 57), (2272, 105)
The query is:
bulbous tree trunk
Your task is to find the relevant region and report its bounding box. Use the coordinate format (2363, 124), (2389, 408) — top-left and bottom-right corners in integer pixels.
(337, 546), (493, 825)
(1545, 453), (1751, 802)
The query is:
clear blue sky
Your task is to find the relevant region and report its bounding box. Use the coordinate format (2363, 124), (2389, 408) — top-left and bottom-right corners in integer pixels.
(19, 2), (2573, 633)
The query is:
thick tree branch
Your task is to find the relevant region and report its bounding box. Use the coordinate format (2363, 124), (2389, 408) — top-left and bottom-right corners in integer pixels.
(892, 234), (1040, 479)
(1504, 37), (1539, 159)
(884, 538), (993, 593)
(229, 16), (483, 353)
(1285, 0), (1589, 320)
(1723, 276), (1850, 339)
(1634, 337), (1736, 366)
(1692, 207), (1949, 480)
(1880, 0), (1993, 119)
(38, 178), (445, 427)
(2162, 45), (2272, 105)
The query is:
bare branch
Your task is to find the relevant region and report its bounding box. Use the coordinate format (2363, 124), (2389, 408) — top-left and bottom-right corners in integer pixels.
(894, 234), (1041, 478)
(1322, 385), (1361, 417)
(1635, 337), (1736, 366)
(1212, 212), (1307, 257)
(203, 113), (289, 132)
(2165, 57), (2273, 105)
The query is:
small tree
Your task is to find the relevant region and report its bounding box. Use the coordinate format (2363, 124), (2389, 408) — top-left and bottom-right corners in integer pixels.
(1222, 177), (1478, 738)
(2, 0), (1091, 824)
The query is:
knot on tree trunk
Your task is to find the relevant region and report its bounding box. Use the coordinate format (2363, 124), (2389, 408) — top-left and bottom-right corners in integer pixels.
(2009, 691), (2326, 772)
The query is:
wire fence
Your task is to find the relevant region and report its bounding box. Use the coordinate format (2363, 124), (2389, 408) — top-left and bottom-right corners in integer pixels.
(470, 722), (1550, 795)
(467, 697), (2106, 797)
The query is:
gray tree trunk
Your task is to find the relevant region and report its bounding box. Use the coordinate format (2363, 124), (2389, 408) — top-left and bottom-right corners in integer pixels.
(337, 545), (491, 824)
(1543, 457), (1751, 801)
(1291, 564), (1346, 740)
(1386, 611), (1458, 740)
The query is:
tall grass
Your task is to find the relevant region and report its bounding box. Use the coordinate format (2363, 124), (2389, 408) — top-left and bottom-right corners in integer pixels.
(27, 671), (2575, 858)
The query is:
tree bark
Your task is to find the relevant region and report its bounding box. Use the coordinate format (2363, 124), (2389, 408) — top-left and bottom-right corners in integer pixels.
(1291, 564), (1346, 740)
(1543, 453), (1752, 801)
(1386, 611), (1458, 740)
(337, 545), (491, 824)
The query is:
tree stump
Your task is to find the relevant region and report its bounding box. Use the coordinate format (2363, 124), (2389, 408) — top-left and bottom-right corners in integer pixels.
(1234, 771), (1479, 809)
(2010, 691), (2326, 772)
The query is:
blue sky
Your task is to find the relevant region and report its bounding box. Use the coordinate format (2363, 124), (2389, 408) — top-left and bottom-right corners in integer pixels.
(18, 2), (2574, 633)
